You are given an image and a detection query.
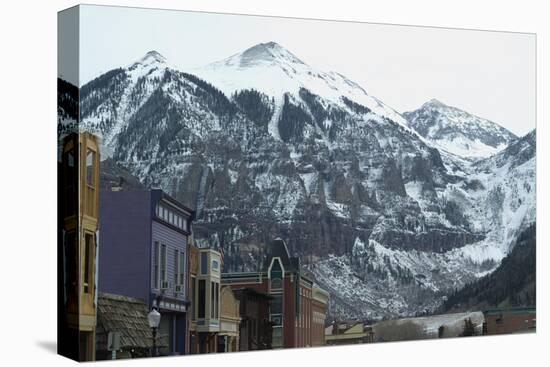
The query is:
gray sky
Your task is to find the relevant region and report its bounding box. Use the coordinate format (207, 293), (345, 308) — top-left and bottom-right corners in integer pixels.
(79, 5), (536, 136)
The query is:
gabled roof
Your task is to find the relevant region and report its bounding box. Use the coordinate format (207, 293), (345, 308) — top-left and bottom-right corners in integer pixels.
(263, 238), (299, 272)
(96, 293), (168, 351)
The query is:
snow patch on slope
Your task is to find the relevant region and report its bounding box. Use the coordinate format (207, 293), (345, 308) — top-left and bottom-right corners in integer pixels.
(193, 42), (414, 139)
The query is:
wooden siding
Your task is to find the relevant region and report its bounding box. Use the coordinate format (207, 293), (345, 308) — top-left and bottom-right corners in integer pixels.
(151, 220), (188, 301)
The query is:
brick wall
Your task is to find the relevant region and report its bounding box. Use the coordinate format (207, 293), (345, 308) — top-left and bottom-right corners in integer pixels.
(485, 311), (536, 335)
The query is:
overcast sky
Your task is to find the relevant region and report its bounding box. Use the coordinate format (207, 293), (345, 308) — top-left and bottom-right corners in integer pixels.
(79, 5), (536, 136)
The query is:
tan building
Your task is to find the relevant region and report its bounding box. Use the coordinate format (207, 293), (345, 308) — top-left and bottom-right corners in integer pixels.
(219, 286), (241, 352)
(325, 321), (374, 345)
(59, 132), (100, 361)
(188, 244), (222, 353)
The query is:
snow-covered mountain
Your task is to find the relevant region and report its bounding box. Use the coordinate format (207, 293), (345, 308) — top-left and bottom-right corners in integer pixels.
(76, 43), (535, 320)
(311, 129), (535, 318)
(403, 99), (517, 159)
(194, 41), (413, 140)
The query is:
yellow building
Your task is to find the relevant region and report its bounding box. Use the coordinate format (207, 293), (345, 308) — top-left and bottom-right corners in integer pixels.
(59, 132), (100, 361)
(219, 286), (241, 352)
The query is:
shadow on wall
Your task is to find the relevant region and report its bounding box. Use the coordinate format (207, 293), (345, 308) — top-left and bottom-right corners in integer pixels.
(36, 340), (57, 354)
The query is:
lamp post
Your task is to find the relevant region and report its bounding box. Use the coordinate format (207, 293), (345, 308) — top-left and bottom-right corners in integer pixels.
(147, 306), (161, 357)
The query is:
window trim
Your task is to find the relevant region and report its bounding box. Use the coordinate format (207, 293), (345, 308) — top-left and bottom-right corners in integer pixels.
(174, 249), (179, 286)
(83, 232), (95, 294)
(85, 148), (97, 189)
(198, 279), (206, 319)
(215, 282), (219, 319)
(200, 252), (208, 275)
(211, 281), (215, 318)
(191, 276), (197, 320)
(156, 203), (189, 232)
(153, 241), (160, 289)
(160, 244), (167, 286)
(179, 251), (185, 285)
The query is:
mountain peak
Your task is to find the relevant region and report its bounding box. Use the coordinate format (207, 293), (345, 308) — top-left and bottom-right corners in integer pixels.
(404, 99), (516, 158)
(424, 98), (447, 108)
(138, 50), (167, 65)
(224, 41), (305, 68)
(256, 41), (283, 50)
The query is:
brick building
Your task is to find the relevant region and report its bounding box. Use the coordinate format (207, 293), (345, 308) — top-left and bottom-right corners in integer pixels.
(222, 239), (329, 349)
(311, 286), (330, 346)
(483, 307), (536, 335)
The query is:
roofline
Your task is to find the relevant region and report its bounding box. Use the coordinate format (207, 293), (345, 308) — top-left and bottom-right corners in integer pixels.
(222, 270), (313, 283)
(155, 189), (196, 219)
(483, 306), (536, 315)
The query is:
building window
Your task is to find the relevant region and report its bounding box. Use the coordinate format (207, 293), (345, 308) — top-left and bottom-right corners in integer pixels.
(208, 282), (220, 319)
(198, 279), (206, 318)
(215, 283), (219, 319)
(211, 281), (215, 318)
(83, 233), (94, 294)
(270, 294), (283, 327)
(160, 244), (167, 287)
(63, 148), (76, 216)
(179, 252), (185, 285)
(64, 231), (77, 293)
(65, 149), (75, 168)
(271, 295), (282, 314)
(200, 252), (208, 275)
(86, 149), (95, 187)
(191, 277), (196, 320)
(174, 250), (185, 286)
(174, 249), (179, 285)
(153, 241), (160, 288)
(270, 259), (283, 290)
(272, 327), (283, 348)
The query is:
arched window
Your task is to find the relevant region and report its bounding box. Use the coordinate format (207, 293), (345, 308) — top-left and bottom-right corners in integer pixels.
(270, 259), (283, 289)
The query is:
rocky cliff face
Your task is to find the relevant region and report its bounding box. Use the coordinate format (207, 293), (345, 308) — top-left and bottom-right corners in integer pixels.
(78, 43), (535, 320)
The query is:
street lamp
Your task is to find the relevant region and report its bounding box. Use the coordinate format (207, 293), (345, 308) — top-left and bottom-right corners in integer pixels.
(148, 306), (161, 357)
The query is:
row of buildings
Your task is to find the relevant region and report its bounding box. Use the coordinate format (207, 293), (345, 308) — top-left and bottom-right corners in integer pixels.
(58, 132), (330, 361)
(57, 132), (535, 361)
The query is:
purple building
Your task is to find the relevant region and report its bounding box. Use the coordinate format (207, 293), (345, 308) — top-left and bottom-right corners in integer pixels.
(98, 189), (194, 356)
